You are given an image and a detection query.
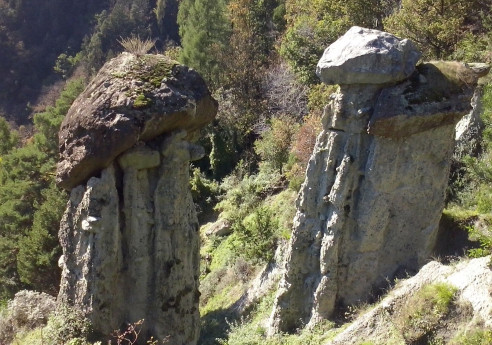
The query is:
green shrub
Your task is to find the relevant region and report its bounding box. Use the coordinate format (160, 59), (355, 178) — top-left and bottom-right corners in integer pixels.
(214, 166), (286, 263)
(220, 292), (337, 345)
(190, 167), (221, 219)
(231, 206), (279, 263)
(467, 223), (492, 258)
(215, 166), (282, 222)
(254, 117), (299, 174)
(43, 304), (92, 345)
(397, 283), (457, 342)
(449, 329), (492, 345)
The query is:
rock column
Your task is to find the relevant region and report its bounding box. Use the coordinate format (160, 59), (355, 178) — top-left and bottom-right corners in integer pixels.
(58, 132), (202, 344)
(56, 53), (217, 345)
(268, 26), (487, 334)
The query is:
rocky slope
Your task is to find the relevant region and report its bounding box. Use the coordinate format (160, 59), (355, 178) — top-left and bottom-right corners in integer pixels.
(329, 256), (492, 344)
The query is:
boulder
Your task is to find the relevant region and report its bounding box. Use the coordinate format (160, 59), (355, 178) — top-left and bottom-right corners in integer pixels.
(205, 218), (232, 237)
(316, 26), (421, 85)
(57, 52), (217, 190)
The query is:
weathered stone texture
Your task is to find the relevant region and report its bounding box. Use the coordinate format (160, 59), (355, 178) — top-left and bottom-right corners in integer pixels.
(328, 256), (492, 344)
(57, 53), (217, 345)
(58, 133), (202, 344)
(316, 26), (421, 85)
(57, 52), (217, 190)
(268, 27), (486, 334)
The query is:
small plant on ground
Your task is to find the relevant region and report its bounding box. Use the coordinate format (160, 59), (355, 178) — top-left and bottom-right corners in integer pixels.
(396, 283), (458, 343)
(449, 328), (492, 345)
(467, 223), (492, 259)
(0, 290), (55, 345)
(44, 304), (92, 344)
(110, 319), (144, 345)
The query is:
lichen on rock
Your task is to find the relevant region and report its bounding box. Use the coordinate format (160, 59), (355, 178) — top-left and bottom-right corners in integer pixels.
(57, 52), (217, 190)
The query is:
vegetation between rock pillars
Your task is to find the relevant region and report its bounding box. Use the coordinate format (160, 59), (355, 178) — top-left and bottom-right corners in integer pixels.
(0, 0), (492, 343)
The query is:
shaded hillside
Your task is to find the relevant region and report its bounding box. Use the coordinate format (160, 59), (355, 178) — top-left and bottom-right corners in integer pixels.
(0, 0), (179, 124)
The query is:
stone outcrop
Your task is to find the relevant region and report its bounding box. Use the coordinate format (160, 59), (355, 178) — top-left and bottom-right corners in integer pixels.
(328, 256), (492, 344)
(57, 52), (217, 190)
(268, 27), (489, 334)
(57, 53), (217, 344)
(455, 69), (488, 159)
(316, 26), (420, 85)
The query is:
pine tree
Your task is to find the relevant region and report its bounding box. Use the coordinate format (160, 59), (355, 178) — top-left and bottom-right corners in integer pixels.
(0, 79), (83, 299)
(0, 117), (18, 155)
(177, 0), (231, 87)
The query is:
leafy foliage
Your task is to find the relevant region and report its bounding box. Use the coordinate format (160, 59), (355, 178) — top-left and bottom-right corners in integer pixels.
(280, 0), (394, 84)
(254, 117), (299, 174)
(231, 206), (279, 263)
(0, 78), (83, 299)
(190, 167), (222, 220)
(467, 223), (492, 259)
(384, 0), (491, 60)
(449, 329), (492, 345)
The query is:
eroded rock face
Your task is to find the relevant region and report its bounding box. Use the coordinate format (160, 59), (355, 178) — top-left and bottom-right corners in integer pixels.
(268, 27), (487, 334)
(57, 53), (217, 344)
(58, 132), (203, 344)
(57, 52), (217, 190)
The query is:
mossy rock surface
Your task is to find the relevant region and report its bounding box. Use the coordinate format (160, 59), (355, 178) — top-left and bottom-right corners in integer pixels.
(57, 52), (218, 190)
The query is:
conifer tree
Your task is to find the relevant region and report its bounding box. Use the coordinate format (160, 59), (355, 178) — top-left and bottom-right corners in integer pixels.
(0, 79), (83, 299)
(177, 0), (231, 87)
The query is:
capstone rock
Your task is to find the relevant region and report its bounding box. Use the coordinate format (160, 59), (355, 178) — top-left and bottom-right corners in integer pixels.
(57, 52), (217, 190)
(268, 27), (487, 334)
(316, 26), (421, 85)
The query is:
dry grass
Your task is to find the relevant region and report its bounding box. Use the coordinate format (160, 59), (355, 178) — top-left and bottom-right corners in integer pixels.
(118, 35), (155, 56)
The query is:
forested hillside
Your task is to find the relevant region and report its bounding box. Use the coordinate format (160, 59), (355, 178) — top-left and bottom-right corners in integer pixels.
(0, 0), (492, 343)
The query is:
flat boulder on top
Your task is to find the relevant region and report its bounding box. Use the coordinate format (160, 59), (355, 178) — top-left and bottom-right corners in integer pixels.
(57, 52), (218, 190)
(316, 26), (421, 85)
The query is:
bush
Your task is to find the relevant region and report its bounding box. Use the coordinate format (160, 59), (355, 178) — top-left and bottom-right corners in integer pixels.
(190, 167), (221, 221)
(285, 113), (322, 190)
(215, 166), (283, 222)
(467, 223), (492, 259)
(43, 304), (92, 345)
(231, 206), (279, 263)
(0, 290), (56, 345)
(397, 283), (457, 342)
(450, 329), (492, 345)
(255, 117), (299, 174)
